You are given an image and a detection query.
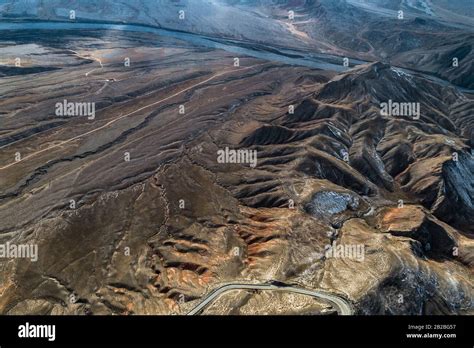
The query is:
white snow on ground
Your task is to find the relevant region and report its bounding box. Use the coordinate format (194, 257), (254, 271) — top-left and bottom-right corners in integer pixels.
(391, 67), (410, 78)
(347, 0), (436, 17)
(404, 0), (434, 16)
(0, 0), (302, 48)
(391, 67), (416, 87)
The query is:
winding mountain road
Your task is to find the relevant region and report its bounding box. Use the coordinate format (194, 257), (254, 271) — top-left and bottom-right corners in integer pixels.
(187, 282), (354, 315)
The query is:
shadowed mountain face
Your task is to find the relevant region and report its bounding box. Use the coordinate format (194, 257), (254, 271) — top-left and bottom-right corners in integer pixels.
(0, 1), (472, 315)
(1, 0), (473, 88)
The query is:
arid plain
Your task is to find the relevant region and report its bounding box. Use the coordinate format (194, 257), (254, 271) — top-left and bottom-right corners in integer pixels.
(0, 0), (473, 315)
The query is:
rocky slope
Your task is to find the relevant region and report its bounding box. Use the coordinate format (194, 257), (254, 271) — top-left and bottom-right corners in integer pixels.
(1, 0), (473, 89)
(0, 23), (472, 314)
(0, 1), (472, 316)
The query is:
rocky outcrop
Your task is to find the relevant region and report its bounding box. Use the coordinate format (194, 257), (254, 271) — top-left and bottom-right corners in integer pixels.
(0, 20), (472, 315)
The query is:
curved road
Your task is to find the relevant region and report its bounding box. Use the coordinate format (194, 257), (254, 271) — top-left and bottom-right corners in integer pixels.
(187, 282), (354, 315)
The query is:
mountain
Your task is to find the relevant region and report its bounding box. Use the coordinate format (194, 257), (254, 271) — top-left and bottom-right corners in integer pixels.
(0, 0), (472, 315)
(1, 0), (473, 88)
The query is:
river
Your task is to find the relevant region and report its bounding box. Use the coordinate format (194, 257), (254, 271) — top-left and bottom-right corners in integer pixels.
(0, 20), (471, 93)
(0, 21), (366, 71)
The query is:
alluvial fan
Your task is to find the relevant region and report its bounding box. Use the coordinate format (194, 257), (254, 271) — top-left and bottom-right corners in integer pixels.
(0, 0), (472, 316)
